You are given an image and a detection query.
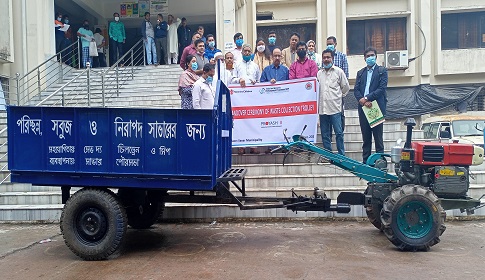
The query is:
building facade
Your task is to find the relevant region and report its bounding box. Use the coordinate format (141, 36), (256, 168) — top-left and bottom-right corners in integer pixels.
(1, 0), (485, 91)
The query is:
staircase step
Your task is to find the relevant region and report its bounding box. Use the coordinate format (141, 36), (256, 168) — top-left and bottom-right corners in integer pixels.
(0, 204), (63, 221)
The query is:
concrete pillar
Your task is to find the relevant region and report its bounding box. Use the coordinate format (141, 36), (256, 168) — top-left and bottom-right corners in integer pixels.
(216, 0), (236, 52)
(11, 0), (55, 78)
(418, 0), (433, 80)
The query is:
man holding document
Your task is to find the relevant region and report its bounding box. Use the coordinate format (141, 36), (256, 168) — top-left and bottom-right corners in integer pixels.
(353, 47), (388, 164)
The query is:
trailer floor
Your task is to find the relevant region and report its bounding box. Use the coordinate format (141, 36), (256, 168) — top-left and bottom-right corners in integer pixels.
(1, 220), (485, 279)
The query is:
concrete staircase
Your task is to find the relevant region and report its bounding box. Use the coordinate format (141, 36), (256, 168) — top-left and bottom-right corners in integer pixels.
(1, 65), (485, 221)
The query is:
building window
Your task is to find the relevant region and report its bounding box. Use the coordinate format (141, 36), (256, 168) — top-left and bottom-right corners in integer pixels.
(441, 12), (485, 50)
(256, 23), (316, 48)
(346, 18), (407, 55)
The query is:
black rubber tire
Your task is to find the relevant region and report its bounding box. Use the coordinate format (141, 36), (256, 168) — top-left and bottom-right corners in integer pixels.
(60, 188), (127, 261)
(380, 185), (446, 251)
(366, 204), (383, 231)
(126, 201), (163, 229)
(364, 186), (383, 231)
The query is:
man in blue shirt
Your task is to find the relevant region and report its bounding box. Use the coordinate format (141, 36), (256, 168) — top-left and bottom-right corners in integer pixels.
(354, 47), (388, 164)
(155, 14), (168, 65)
(205, 34), (221, 60)
(260, 47), (289, 83)
(77, 20), (94, 68)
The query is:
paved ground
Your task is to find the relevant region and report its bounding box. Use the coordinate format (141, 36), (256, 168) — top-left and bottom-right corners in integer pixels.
(1, 220), (485, 279)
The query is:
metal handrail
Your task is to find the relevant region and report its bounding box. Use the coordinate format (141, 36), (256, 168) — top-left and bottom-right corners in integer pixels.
(20, 40), (79, 79)
(15, 38), (81, 106)
(105, 39), (144, 73)
(0, 38), (147, 186)
(32, 38), (145, 107)
(35, 68), (88, 106)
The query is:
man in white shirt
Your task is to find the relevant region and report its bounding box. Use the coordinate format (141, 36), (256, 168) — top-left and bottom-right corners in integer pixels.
(193, 63), (216, 109)
(317, 49), (350, 155)
(231, 44), (261, 87)
(232, 33), (244, 63)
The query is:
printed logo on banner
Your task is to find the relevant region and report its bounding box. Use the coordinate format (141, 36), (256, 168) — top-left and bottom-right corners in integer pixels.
(261, 120), (283, 128)
(259, 87), (290, 94)
(305, 82), (313, 90)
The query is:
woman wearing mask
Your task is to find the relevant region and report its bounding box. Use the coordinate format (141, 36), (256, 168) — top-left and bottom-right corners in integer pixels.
(307, 40), (322, 69)
(178, 55), (199, 109)
(253, 38), (272, 72)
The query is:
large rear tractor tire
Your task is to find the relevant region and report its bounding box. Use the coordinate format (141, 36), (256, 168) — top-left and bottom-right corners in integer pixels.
(364, 186), (383, 231)
(60, 188), (127, 260)
(366, 204), (383, 231)
(380, 185), (446, 251)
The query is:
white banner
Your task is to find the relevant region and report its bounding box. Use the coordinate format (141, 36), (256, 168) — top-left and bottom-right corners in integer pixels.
(229, 78), (319, 147)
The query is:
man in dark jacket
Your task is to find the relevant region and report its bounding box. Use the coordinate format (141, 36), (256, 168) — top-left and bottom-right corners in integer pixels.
(155, 14), (168, 65)
(177, 18), (192, 62)
(354, 47), (388, 164)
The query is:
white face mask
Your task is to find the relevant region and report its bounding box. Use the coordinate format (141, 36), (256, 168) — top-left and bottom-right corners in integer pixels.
(115, 17), (120, 22)
(257, 45), (265, 53)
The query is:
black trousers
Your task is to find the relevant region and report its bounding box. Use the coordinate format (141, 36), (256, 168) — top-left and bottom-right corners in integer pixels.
(358, 106), (384, 163)
(110, 39), (124, 66)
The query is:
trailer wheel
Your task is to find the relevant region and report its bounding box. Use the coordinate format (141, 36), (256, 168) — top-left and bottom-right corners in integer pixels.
(126, 202), (164, 229)
(364, 187), (383, 231)
(380, 185), (446, 251)
(60, 188), (127, 261)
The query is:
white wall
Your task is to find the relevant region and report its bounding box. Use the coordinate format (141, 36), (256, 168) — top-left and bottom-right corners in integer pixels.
(256, 1), (316, 20)
(0, 0), (14, 64)
(346, 0), (409, 18)
(237, 0), (485, 88)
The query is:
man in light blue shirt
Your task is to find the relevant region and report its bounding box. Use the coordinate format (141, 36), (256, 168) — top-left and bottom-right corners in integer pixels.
(260, 47), (289, 83)
(77, 20), (94, 68)
(364, 64), (376, 97)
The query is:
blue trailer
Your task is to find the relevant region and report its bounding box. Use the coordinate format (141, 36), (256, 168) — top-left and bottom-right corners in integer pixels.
(8, 81), (484, 260)
(7, 82), (356, 260)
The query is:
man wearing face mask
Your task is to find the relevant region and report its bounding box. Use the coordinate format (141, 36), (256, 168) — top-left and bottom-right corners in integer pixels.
(232, 33), (244, 63)
(194, 39), (209, 75)
(231, 44), (261, 87)
(180, 32), (202, 70)
(317, 49), (350, 155)
(205, 34), (221, 60)
(77, 20), (94, 68)
(192, 63), (216, 109)
(267, 31), (277, 54)
(55, 13), (65, 55)
(354, 47), (388, 164)
(109, 13), (126, 66)
(289, 41), (318, 79)
(326, 36), (349, 78)
(60, 15), (73, 65)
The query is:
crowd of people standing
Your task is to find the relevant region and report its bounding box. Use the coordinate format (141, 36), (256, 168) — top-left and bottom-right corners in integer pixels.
(55, 12), (387, 163)
(177, 30), (388, 162)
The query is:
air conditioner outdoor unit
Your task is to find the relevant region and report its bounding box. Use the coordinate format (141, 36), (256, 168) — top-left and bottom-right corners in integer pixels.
(385, 50), (408, 69)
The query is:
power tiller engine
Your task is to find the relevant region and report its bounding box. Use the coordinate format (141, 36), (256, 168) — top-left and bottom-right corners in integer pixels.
(392, 118), (484, 200)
